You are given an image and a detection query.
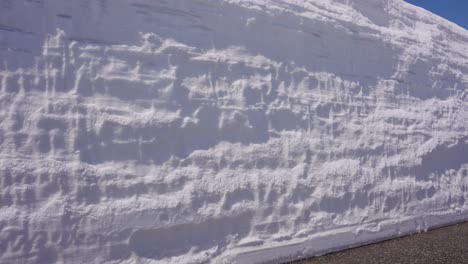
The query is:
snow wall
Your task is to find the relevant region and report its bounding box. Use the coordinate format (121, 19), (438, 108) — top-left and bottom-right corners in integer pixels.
(1, 0), (468, 263)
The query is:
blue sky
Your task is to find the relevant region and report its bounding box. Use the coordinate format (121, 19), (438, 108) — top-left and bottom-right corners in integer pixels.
(404, 0), (468, 29)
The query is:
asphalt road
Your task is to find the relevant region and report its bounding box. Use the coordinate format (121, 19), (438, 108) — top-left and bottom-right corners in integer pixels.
(291, 222), (468, 264)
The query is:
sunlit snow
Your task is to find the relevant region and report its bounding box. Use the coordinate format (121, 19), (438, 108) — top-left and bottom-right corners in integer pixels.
(0, 0), (467, 263)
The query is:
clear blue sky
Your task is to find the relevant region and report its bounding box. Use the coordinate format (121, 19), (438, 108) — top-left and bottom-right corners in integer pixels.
(404, 0), (468, 30)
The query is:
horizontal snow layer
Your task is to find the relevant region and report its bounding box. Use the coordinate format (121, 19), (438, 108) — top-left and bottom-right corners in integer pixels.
(0, 0), (468, 263)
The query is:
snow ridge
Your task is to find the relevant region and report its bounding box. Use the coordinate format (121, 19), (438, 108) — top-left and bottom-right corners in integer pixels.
(0, 0), (467, 263)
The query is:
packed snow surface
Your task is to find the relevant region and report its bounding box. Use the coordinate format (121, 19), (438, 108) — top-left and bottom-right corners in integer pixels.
(1, 0), (468, 263)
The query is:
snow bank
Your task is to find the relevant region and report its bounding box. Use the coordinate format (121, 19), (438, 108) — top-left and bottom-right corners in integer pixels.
(0, 0), (467, 263)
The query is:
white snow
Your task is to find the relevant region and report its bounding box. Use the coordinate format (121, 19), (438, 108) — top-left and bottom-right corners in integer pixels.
(0, 0), (468, 263)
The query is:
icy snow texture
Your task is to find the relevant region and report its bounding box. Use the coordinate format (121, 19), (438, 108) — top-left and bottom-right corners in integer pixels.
(1, 0), (468, 263)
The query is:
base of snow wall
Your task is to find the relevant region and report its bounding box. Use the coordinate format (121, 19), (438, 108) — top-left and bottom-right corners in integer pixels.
(231, 211), (468, 263)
